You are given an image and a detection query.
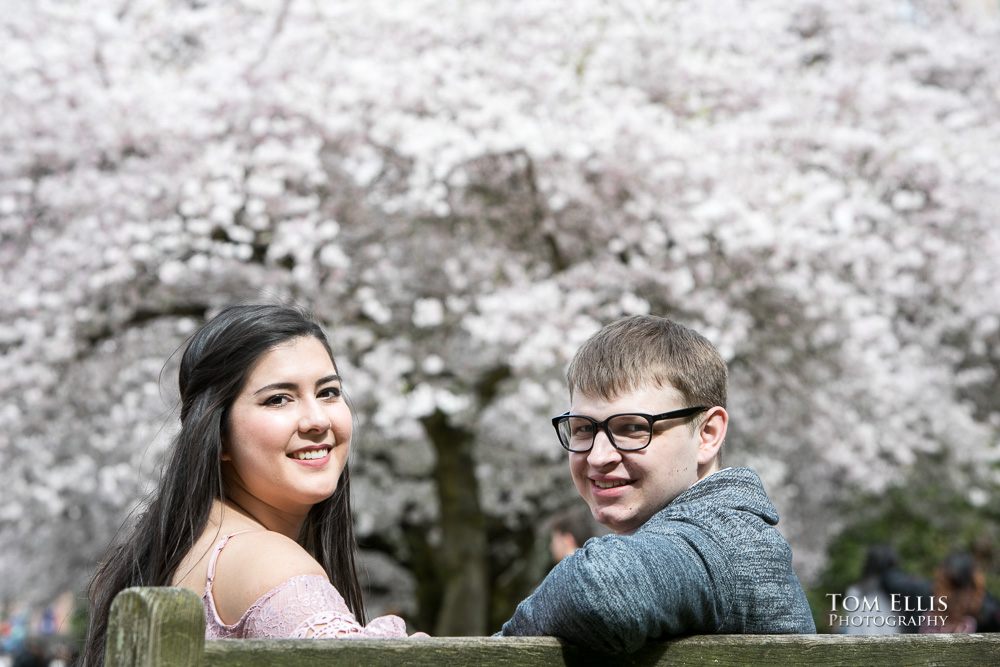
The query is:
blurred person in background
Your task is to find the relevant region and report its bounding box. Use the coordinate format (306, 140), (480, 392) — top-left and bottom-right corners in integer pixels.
(876, 549), (933, 633)
(971, 537), (1000, 632)
(841, 544), (904, 635)
(547, 505), (604, 563)
(922, 550), (985, 634)
(11, 638), (46, 667)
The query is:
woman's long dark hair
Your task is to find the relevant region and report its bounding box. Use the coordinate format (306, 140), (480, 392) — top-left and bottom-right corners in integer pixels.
(83, 304), (365, 666)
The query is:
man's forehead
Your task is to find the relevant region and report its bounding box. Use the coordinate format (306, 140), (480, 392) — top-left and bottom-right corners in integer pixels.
(570, 382), (684, 412)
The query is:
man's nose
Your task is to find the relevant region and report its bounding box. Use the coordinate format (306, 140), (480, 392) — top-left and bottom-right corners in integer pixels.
(587, 427), (622, 466)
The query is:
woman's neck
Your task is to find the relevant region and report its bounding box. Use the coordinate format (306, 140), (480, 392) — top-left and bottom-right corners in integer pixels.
(215, 495), (307, 540)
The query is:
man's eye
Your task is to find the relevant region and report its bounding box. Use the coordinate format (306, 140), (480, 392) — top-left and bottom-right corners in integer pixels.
(570, 422), (595, 437)
(610, 417), (651, 439)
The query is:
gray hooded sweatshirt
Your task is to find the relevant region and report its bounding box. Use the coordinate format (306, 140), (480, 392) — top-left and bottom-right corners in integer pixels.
(499, 467), (816, 653)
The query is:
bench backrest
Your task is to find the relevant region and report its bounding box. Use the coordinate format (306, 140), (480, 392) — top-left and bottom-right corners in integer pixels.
(105, 586), (1000, 666)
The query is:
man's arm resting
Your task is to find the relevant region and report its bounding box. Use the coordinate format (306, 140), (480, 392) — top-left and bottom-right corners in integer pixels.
(499, 536), (722, 653)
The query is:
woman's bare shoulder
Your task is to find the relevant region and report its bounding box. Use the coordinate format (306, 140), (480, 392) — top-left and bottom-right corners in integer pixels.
(212, 530), (328, 624)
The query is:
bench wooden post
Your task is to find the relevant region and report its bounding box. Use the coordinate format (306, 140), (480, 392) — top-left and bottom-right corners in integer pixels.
(105, 587), (205, 667)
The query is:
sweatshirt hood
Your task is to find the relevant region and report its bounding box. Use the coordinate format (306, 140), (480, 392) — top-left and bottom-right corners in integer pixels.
(664, 467), (780, 526)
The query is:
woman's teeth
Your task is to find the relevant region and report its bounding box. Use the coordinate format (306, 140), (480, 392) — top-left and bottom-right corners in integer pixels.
(291, 448), (330, 460)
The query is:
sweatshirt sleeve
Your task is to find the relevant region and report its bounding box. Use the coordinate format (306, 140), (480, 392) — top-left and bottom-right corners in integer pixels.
(498, 532), (725, 653)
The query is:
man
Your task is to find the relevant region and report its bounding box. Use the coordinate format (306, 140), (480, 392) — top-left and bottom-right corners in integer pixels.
(499, 315), (816, 652)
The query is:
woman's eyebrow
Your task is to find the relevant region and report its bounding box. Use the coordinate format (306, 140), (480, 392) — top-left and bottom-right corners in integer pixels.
(253, 374), (341, 395)
(316, 374), (341, 387)
(253, 382), (297, 395)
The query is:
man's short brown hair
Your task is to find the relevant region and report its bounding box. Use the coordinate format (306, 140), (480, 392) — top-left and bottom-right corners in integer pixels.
(566, 315), (727, 410)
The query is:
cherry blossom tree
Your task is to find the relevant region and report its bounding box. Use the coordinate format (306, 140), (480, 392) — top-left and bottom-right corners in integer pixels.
(2, 0), (998, 634)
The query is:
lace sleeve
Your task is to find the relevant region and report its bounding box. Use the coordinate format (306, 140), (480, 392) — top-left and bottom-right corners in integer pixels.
(241, 574), (421, 639)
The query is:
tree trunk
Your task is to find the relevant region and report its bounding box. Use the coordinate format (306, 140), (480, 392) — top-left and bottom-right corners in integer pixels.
(422, 408), (490, 636)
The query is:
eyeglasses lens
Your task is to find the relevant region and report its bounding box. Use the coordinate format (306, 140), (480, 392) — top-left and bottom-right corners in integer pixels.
(608, 415), (652, 447)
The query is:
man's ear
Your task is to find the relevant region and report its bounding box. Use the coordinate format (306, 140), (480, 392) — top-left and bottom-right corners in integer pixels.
(696, 406), (728, 466)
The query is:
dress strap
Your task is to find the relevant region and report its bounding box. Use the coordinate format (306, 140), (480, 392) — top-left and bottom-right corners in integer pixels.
(206, 530), (256, 592)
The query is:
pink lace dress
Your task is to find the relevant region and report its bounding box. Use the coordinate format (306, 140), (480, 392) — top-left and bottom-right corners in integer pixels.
(202, 532), (418, 639)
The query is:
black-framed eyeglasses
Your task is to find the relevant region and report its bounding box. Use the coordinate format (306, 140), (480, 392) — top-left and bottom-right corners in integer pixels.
(551, 406), (709, 452)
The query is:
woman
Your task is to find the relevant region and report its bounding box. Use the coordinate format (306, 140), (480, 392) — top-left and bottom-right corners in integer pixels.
(83, 304), (422, 666)
(922, 550), (986, 634)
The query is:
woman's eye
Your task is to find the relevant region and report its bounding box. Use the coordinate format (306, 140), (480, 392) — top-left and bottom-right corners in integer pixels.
(319, 386), (342, 399)
(262, 394), (290, 407)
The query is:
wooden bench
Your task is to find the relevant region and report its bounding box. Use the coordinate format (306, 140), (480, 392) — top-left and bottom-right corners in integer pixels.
(105, 587), (1000, 666)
